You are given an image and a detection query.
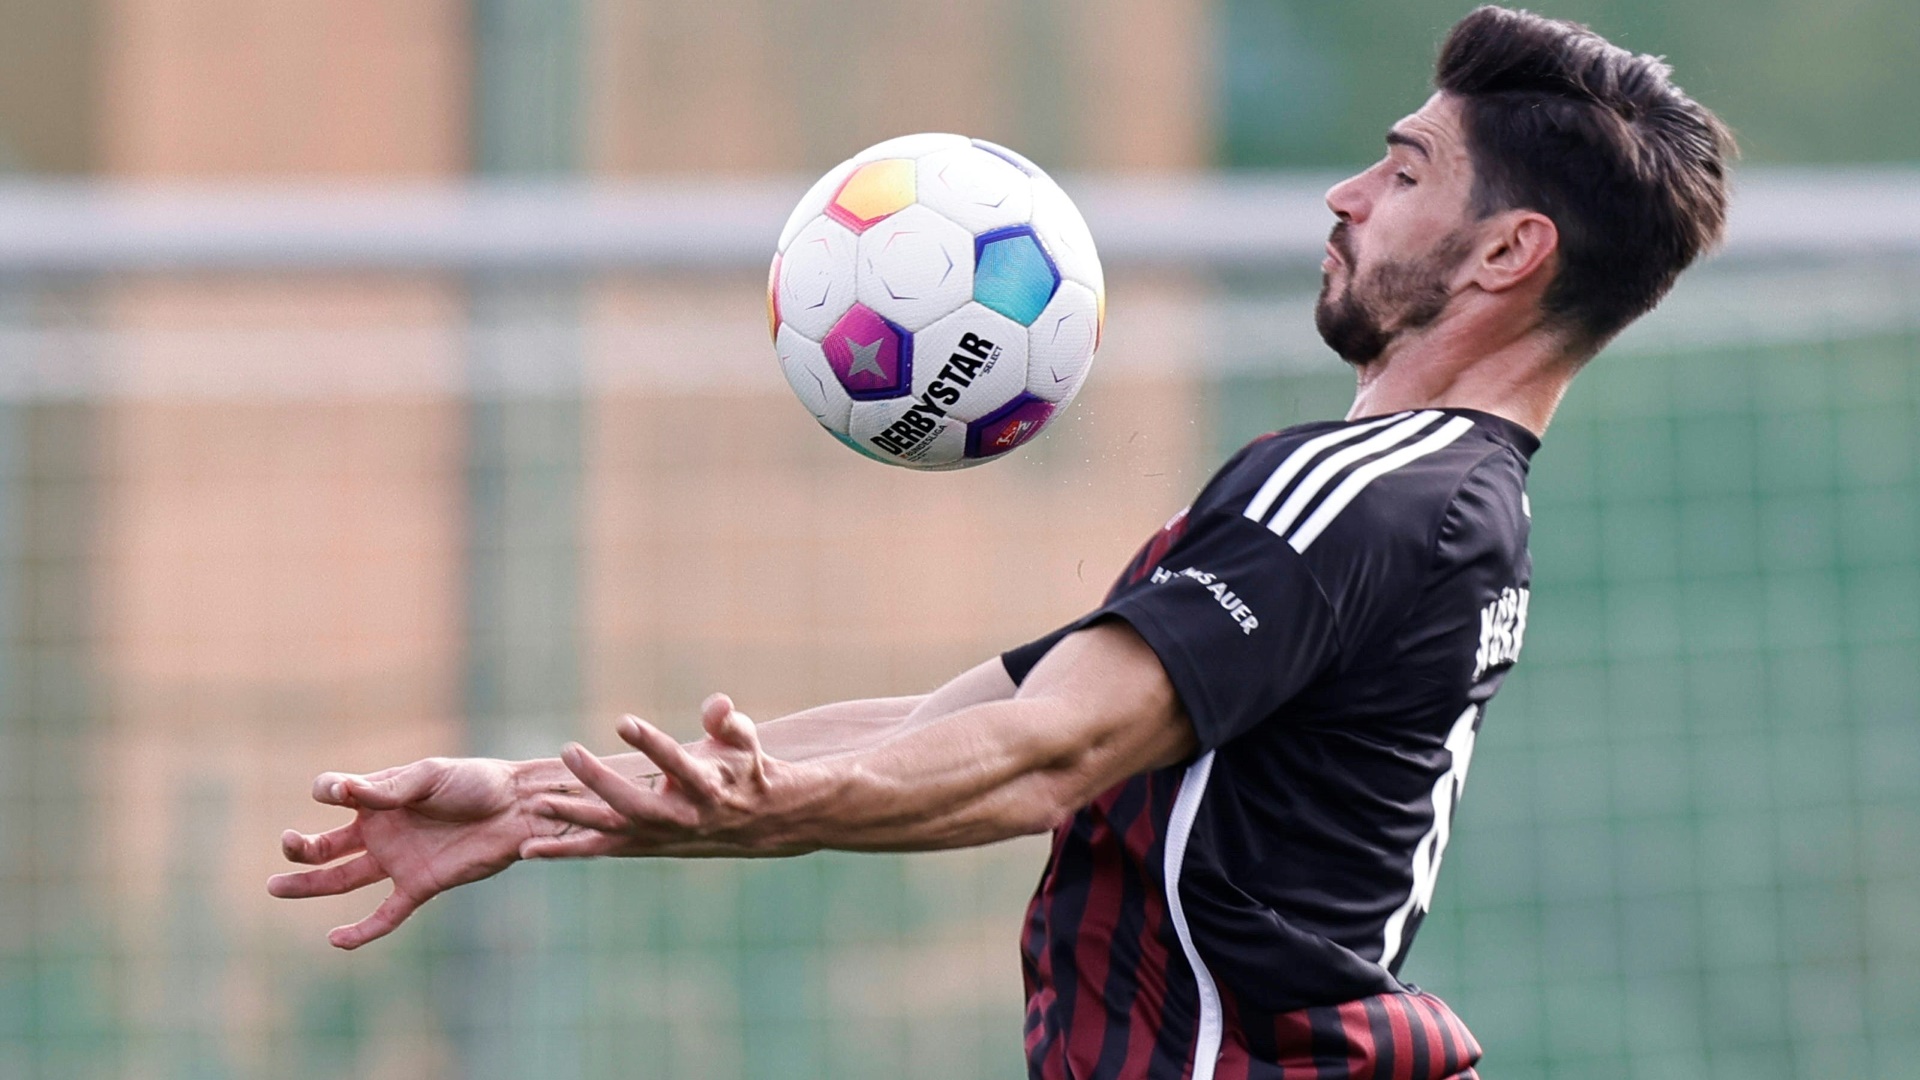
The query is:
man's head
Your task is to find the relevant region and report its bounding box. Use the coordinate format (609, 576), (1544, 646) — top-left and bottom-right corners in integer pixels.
(1316, 6), (1735, 365)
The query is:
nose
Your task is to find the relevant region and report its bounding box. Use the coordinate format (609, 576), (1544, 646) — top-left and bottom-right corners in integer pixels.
(1324, 170), (1369, 224)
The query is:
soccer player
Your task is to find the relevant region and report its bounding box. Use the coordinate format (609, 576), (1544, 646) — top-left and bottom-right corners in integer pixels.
(271, 8), (1732, 1077)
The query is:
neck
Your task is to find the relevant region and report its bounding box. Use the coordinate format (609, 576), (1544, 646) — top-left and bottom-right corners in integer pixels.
(1343, 307), (1583, 437)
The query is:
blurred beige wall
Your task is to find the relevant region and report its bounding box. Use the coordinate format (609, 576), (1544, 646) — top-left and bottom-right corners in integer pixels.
(589, 0), (1213, 172)
(99, 0), (468, 176)
(15, 0), (1218, 176)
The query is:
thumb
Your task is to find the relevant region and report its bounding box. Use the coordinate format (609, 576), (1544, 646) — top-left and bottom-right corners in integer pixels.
(699, 693), (734, 732)
(701, 694), (758, 752)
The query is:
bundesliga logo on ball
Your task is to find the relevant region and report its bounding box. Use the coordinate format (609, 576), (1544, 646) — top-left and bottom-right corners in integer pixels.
(768, 133), (1105, 470)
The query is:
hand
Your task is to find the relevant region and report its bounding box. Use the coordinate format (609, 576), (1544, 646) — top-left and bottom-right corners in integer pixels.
(268, 756), (538, 949)
(523, 694), (794, 860)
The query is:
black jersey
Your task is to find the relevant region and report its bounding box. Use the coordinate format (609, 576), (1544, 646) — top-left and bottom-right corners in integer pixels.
(1003, 408), (1536, 1080)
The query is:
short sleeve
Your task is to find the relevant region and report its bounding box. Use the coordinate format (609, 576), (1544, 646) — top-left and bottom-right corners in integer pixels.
(1104, 513), (1339, 749)
(1005, 511), (1340, 750)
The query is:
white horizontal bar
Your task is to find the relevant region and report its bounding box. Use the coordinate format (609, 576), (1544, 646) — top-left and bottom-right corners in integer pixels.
(0, 167), (1914, 274)
(0, 259), (1911, 402)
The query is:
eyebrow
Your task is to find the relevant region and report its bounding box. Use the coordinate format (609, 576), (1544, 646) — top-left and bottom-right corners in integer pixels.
(1386, 130), (1430, 159)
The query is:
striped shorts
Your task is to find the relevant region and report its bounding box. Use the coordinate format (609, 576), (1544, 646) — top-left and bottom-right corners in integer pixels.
(1223, 989), (1482, 1080)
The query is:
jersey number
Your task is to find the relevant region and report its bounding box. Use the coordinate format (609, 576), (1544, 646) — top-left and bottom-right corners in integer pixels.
(1377, 703), (1480, 971)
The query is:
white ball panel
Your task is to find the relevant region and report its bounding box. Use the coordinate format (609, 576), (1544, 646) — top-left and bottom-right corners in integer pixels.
(854, 205), (975, 333)
(908, 417), (967, 468)
(915, 146), (1033, 234)
(776, 324), (853, 432)
(847, 398), (966, 469)
(1025, 280), (1099, 404)
(1029, 176), (1104, 296)
(778, 159), (858, 254)
(850, 132), (970, 164)
(775, 216), (859, 340)
(910, 304), (1031, 424)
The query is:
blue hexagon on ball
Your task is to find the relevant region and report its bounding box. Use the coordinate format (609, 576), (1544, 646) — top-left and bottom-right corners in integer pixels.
(972, 226), (1061, 327)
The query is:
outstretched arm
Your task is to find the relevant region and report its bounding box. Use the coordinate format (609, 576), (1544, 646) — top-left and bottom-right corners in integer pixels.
(736, 656), (1018, 762)
(528, 619), (1195, 858)
(498, 656), (1016, 798)
(269, 657), (1017, 948)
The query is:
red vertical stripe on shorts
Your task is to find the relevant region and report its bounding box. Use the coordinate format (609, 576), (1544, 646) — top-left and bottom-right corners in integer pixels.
(1430, 997), (1465, 1073)
(1429, 994), (1480, 1074)
(1338, 999), (1377, 1078)
(1273, 1009), (1318, 1080)
(1416, 997), (1445, 1077)
(1382, 996), (1415, 1080)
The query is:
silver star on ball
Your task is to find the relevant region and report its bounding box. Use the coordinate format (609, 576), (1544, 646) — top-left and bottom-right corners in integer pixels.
(844, 336), (887, 380)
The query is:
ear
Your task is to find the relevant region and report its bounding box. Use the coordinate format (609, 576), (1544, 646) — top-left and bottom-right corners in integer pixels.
(1470, 211), (1558, 295)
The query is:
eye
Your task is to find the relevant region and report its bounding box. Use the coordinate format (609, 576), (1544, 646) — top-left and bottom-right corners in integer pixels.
(1394, 170), (1418, 187)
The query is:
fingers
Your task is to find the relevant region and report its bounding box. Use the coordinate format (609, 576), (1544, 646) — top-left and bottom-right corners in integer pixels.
(561, 743), (657, 820)
(520, 831), (622, 861)
(267, 853), (388, 900)
(613, 717), (716, 800)
(562, 742), (699, 830)
(281, 821), (364, 866)
(532, 795), (631, 833)
(330, 760), (446, 811)
(328, 888), (422, 951)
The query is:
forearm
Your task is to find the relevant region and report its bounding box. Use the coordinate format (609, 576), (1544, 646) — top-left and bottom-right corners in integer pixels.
(549, 657), (1014, 791)
(725, 625), (1193, 854)
(757, 695), (929, 759)
(770, 697), (1082, 852)
(511, 694), (930, 795)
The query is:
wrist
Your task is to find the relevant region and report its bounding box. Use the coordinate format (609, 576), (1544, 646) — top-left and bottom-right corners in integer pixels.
(737, 756), (836, 853)
(508, 757), (582, 844)
(509, 755), (572, 793)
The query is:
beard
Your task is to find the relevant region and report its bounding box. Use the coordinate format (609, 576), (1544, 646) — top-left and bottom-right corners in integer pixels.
(1315, 223), (1473, 366)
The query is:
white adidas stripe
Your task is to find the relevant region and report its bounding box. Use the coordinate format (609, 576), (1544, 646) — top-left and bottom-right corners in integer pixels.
(1286, 415), (1477, 552)
(1164, 750), (1222, 1080)
(1241, 412), (1410, 524)
(1263, 411), (1442, 538)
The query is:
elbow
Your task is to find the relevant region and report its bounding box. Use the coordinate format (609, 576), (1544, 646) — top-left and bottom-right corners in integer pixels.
(1004, 797), (1070, 838)
(1007, 763), (1092, 837)
(997, 695), (1169, 838)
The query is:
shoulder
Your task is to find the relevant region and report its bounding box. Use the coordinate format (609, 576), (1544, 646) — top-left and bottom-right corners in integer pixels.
(1215, 412), (1519, 541)
(1167, 411), (1532, 657)
(1211, 411), (1528, 607)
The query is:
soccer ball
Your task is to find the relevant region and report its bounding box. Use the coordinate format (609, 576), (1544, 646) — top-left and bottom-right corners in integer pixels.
(768, 133), (1105, 470)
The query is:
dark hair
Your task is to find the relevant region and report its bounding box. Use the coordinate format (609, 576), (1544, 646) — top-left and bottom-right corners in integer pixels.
(1436, 6), (1735, 347)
